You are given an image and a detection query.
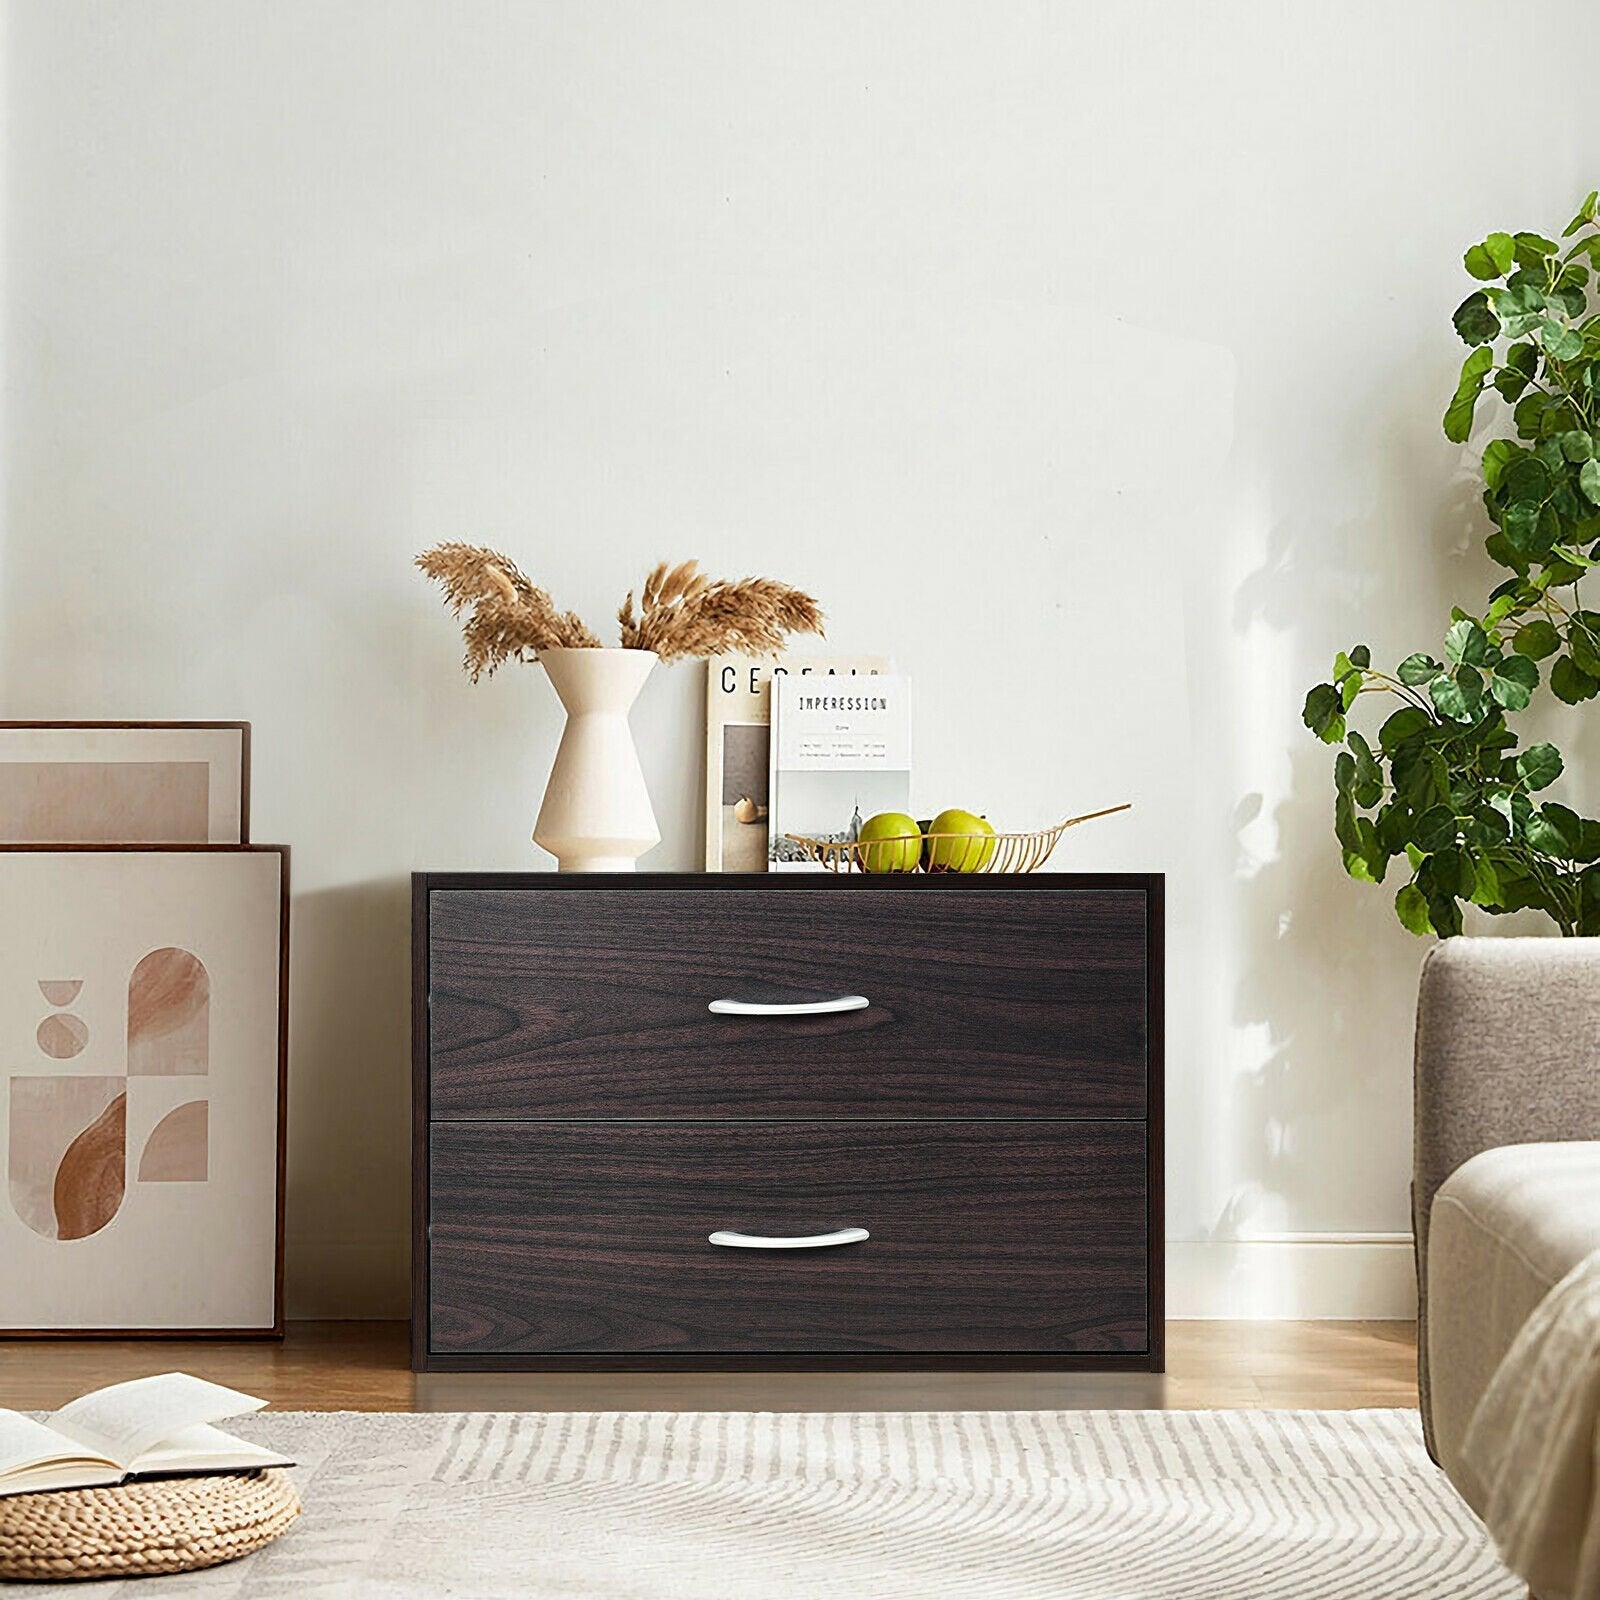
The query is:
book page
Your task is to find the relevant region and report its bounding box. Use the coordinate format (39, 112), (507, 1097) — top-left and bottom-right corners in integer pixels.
(131, 1422), (292, 1476)
(49, 1374), (268, 1470)
(0, 1409), (112, 1478)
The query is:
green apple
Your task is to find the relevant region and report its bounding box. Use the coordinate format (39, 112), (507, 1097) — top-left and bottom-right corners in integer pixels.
(926, 808), (997, 872)
(857, 811), (922, 873)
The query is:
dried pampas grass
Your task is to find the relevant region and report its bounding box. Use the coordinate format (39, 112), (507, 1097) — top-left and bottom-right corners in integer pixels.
(416, 545), (823, 678)
(415, 543), (601, 680)
(617, 561), (824, 663)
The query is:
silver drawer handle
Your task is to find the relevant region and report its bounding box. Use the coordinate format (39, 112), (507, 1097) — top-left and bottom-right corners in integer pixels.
(707, 994), (869, 1016)
(708, 1227), (870, 1250)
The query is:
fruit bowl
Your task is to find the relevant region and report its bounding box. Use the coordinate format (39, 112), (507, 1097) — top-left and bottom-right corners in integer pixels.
(783, 803), (1131, 875)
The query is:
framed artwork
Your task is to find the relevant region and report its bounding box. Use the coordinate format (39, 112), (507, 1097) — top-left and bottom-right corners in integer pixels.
(0, 847), (287, 1334)
(0, 723), (250, 844)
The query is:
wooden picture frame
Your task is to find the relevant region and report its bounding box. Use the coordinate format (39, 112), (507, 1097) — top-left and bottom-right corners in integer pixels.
(0, 723), (250, 845)
(0, 846), (287, 1336)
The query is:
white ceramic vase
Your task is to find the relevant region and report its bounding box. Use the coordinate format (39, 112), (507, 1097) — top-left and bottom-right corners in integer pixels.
(532, 647), (661, 872)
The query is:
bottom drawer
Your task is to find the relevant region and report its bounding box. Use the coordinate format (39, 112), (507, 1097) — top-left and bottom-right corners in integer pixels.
(427, 1121), (1148, 1356)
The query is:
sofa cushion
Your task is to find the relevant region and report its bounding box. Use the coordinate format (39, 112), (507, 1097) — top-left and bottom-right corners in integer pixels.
(1427, 1140), (1600, 1491)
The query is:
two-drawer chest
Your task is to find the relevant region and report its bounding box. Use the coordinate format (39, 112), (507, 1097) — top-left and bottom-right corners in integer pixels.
(412, 873), (1163, 1371)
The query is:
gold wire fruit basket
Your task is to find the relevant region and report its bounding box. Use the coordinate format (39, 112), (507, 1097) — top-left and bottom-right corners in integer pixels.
(784, 803), (1132, 874)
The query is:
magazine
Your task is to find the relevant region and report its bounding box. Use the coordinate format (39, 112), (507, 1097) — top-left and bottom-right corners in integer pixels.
(0, 1372), (291, 1497)
(704, 654), (889, 871)
(767, 673), (912, 870)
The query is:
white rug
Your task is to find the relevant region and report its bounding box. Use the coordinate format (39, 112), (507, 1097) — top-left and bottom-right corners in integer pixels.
(10, 1410), (1518, 1599)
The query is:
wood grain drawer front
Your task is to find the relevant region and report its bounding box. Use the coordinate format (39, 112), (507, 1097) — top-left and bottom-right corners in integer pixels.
(428, 1121), (1148, 1356)
(427, 888), (1148, 1120)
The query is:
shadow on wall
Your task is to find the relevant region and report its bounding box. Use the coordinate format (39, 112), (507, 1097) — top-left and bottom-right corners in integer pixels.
(1217, 397), (1494, 1242)
(1223, 747), (1425, 1240)
(285, 876), (412, 1318)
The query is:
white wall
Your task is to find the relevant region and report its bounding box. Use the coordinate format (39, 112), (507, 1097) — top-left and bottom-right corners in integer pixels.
(4, 0), (1596, 1317)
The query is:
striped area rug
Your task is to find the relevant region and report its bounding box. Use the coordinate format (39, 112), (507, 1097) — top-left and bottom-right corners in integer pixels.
(10, 1410), (1518, 1599)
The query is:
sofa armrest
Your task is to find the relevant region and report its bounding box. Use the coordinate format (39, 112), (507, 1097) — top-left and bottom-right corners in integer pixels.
(1414, 936), (1600, 1450)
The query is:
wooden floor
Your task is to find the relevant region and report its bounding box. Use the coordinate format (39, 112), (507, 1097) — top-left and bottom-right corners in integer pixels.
(0, 1321), (1418, 1412)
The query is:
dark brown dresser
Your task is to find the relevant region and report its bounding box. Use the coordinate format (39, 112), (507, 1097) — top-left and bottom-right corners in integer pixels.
(412, 873), (1163, 1371)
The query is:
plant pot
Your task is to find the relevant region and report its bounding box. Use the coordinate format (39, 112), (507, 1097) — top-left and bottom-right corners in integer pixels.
(532, 648), (661, 872)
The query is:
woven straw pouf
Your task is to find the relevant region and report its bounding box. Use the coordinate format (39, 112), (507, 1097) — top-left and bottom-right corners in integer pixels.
(0, 1469), (300, 1583)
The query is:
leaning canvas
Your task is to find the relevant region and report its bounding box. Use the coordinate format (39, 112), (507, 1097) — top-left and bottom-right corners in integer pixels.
(0, 848), (285, 1332)
(0, 724), (249, 844)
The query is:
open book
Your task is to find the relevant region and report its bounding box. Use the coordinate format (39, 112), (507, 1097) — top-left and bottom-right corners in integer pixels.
(0, 1372), (292, 1497)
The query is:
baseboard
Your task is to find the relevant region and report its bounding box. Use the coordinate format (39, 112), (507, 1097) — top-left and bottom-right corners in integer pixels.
(1167, 1235), (1417, 1320)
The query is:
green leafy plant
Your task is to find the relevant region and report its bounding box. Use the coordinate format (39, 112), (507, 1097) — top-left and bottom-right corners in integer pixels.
(1304, 190), (1600, 936)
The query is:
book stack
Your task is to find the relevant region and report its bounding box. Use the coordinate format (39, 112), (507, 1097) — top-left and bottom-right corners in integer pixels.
(703, 656), (895, 871)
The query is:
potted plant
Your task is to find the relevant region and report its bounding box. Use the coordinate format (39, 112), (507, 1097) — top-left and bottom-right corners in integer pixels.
(1304, 189), (1600, 935)
(418, 545), (823, 870)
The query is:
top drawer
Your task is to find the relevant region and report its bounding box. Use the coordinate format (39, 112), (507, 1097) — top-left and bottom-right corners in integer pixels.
(425, 883), (1150, 1120)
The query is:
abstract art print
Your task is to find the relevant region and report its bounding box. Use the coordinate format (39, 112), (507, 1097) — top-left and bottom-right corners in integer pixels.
(0, 723), (249, 844)
(0, 848), (285, 1332)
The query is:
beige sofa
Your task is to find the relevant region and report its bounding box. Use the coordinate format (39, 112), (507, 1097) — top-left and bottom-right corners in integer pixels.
(1414, 940), (1600, 1551)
